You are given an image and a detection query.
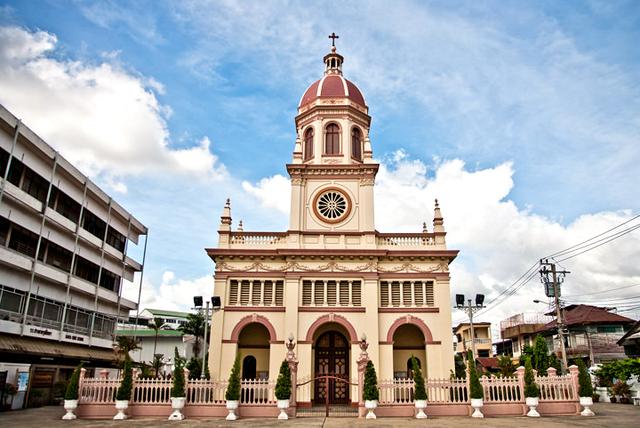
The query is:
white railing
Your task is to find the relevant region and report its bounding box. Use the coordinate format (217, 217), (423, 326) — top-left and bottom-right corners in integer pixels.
(79, 378), (120, 404)
(537, 374), (577, 401)
(188, 379), (227, 405)
(481, 376), (521, 403)
(240, 379), (276, 405)
(132, 378), (171, 404)
(428, 378), (468, 403)
(230, 233), (286, 246)
(376, 234), (436, 247)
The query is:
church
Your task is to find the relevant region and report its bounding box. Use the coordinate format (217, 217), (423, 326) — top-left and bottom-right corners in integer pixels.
(207, 40), (458, 406)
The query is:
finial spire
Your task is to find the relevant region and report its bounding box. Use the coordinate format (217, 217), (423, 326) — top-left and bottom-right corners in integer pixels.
(328, 32), (339, 47)
(324, 33), (344, 75)
(433, 198), (445, 233)
(219, 198), (232, 232)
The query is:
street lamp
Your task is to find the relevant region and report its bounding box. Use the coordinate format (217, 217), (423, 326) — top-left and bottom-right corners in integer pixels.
(193, 295), (221, 379)
(454, 294), (485, 359)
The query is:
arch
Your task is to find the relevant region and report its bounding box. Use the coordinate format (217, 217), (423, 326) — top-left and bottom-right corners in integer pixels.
(351, 126), (362, 161)
(324, 123), (340, 155)
(230, 314), (278, 343)
(303, 127), (314, 161)
(386, 315), (434, 344)
(242, 355), (257, 380)
(305, 313), (358, 343)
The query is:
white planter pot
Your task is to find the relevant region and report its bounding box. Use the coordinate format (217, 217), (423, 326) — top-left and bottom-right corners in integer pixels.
(226, 400), (239, 421)
(277, 399), (290, 420)
(470, 398), (484, 418)
(365, 400), (378, 419)
(526, 397), (540, 417)
(579, 396), (595, 416)
(168, 397), (186, 421)
(113, 399), (129, 420)
(62, 399), (78, 420)
(415, 399), (427, 419)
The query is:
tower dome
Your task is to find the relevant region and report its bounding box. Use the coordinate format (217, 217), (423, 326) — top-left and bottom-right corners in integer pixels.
(298, 45), (367, 110)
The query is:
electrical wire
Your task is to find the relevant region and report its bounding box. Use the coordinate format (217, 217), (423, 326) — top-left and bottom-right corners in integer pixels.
(563, 283), (640, 298)
(555, 224), (640, 262)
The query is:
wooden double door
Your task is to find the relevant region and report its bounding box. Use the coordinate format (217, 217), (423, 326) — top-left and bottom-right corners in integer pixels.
(314, 331), (350, 404)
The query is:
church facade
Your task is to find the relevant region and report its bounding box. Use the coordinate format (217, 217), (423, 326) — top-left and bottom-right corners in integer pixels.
(207, 44), (458, 405)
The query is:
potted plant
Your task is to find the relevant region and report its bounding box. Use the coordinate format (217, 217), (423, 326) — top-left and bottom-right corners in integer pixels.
(524, 357), (540, 417)
(363, 360), (379, 419)
(275, 360), (292, 420)
(62, 364), (82, 420)
(592, 392), (600, 403)
(225, 355), (241, 420)
(411, 356), (428, 419)
(612, 380), (631, 404)
(576, 360), (594, 416)
(168, 347), (187, 420)
(114, 356), (133, 420)
(467, 350), (484, 418)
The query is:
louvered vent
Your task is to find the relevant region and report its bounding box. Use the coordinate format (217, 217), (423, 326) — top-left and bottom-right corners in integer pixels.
(314, 280), (324, 305)
(327, 280), (337, 306)
(402, 281), (412, 306)
(251, 280), (262, 305)
(302, 280), (312, 306)
(414, 281), (424, 306)
(263, 280), (273, 306)
(228, 280), (238, 305)
(275, 281), (284, 306)
(391, 281), (400, 307)
(240, 280), (250, 305)
(351, 281), (361, 306)
(339, 280), (349, 306)
(426, 281), (434, 306)
(380, 281), (389, 307)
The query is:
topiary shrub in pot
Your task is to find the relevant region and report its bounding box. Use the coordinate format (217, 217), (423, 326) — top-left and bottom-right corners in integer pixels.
(225, 355), (241, 421)
(524, 356), (540, 417)
(363, 360), (379, 419)
(62, 364), (82, 420)
(467, 350), (484, 418)
(168, 347), (187, 420)
(576, 360), (594, 416)
(275, 360), (292, 420)
(411, 356), (428, 419)
(114, 356), (133, 420)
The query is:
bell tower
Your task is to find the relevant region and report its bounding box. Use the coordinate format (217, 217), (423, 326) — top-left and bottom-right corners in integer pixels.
(288, 38), (378, 233)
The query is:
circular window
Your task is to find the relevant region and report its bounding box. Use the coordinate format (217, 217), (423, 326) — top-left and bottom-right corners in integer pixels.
(313, 188), (351, 223)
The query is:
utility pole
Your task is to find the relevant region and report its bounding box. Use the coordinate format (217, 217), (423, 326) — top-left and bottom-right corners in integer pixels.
(455, 294), (485, 360)
(201, 300), (210, 379)
(539, 259), (570, 374)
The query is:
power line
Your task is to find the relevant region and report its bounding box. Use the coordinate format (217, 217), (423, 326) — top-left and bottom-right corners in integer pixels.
(556, 224), (640, 262)
(563, 283), (640, 298)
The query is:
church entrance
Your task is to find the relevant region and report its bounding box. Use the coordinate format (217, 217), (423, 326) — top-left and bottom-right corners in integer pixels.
(313, 330), (350, 404)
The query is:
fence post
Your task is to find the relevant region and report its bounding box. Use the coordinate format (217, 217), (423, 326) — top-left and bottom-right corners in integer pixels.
(547, 367), (557, 377)
(286, 336), (299, 417)
(568, 365), (579, 397)
(516, 366), (525, 409)
(99, 369), (109, 379)
(356, 336), (370, 418)
(79, 367), (87, 402)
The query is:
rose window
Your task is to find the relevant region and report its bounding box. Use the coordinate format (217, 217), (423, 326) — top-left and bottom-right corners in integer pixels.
(315, 190), (350, 222)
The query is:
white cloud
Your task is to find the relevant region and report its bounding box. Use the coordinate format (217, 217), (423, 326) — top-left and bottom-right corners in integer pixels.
(0, 25), (226, 192)
(241, 152), (640, 325)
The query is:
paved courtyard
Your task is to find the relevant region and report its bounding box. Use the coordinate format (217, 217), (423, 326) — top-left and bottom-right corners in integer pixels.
(0, 403), (639, 427)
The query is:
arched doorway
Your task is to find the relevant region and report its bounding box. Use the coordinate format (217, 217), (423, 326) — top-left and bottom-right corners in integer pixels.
(238, 322), (270, 380)
(314, 328), (350, 404)
(393, 324), (426, 378)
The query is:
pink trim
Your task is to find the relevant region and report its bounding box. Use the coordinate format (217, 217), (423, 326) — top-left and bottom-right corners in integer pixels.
(305, 313), (358, 343)
(386, 315), (434, 343)
(229, 314), (277, 343)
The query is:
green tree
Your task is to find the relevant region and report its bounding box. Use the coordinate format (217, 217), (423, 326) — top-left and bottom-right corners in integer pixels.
(411, 356), (427, 400)
(363, 360), (379, 401)
(225, 355), (241, 401)
(548, 353), (562, 373)
(116, 356), (133, 401)
(152, 354), (164, 378)
(186, 357), (202, 379)
(467, 350), (484, 399)
(275, 360), (292, 400)
(532, 335), (550, 375)
(453, 354), (466, 379)
(521, 344), (534, 363)
(179, 312), (205, 357)
(64, 364), (83, 400)
(576, 359), (593, 397)
(171, 347), (186, 398)
(148, 317), (166, 360)
(524, 356), (540, 398)
(113, 335), (140, 364)
(497, 355), (515, 377)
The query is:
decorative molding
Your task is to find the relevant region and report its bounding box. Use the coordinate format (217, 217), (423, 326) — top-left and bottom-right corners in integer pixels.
(378, 262), (449, 273)
(215, 260), (379, 273)
(386, 315), (434, 343)
(378, 307), (439, 313)
(305, 313), (358, 343)
(298, 306), (365, 313)
(228, 314), (278, 343)
(224, 306), (285, 312)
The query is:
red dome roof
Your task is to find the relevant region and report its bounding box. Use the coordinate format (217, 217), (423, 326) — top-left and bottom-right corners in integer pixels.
(299, 74), (366, 108)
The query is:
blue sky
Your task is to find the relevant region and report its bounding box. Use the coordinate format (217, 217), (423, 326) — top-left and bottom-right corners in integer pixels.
(1, 0), (638, 323)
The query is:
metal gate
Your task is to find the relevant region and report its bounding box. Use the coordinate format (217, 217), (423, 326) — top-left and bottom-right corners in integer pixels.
(297, 375), (358, 417)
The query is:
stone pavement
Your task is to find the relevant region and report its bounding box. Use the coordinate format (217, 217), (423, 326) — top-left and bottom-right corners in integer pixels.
(1, 403), (639, 427)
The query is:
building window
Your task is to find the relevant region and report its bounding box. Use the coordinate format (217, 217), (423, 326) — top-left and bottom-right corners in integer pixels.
(303, 128), (314, 161)
(82, 210), (107, 240)
(380, 281), (434, 307)
(351, 127), (362, 161)
(324, 124), (340, 154)
(40, 240), (73, 272)
(21, 168), (49, 203)
(301, 280), (361, 306)
(99, 269), (121, 293)
(228, 279), (284, 306)
(48, 187), (81, 224)
(0, 285), (25, 315)
(106, 226), (126, 252)
(8, 223), (38, 258)
(73, 256), (100, 285)
(0, 216), (9, 246)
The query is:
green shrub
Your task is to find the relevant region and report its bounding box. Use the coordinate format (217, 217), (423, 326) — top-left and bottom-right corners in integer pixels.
(524, 356), (540, 398)
(467, 350), (483, 399)
(532, 335), (550, 375)
(576, 359), (593, 397)
(116, 356), (133, 401)
(186, 357), (202, 379)
(225, 355), (241, 401)
(171, 347), (186, 398)
(275, 360), (292, 400)
(363, 360), (379, 401)
(411, 356), (427, 400)
(64, 364), (83, 400)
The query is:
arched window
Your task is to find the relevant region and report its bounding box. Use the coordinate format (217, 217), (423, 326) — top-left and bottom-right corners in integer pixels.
(304, 128), (314, 161)
(351, 127), (362, 161)
(325, 124), (340, 155)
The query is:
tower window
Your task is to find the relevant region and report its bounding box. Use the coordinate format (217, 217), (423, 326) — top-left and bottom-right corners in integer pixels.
(351, 127), (362, 161)
(324, 124), (340, 155)
(304, 128), (314, 161)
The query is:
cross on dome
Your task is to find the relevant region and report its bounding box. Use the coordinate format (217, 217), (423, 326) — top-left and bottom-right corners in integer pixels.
(328, 32), (339, 47)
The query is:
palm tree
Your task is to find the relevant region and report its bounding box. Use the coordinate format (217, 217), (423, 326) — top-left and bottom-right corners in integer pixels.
(148, 317), (166, 359)
(179, 312), (205, 357)
(113, 335), (140, 365)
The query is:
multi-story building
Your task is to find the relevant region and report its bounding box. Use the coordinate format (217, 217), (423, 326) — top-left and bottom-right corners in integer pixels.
(207, 43), (458, 406)
(453, 322), (492, 358)
(498, 312), (552, 361)
(0, 104), (146, 406)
